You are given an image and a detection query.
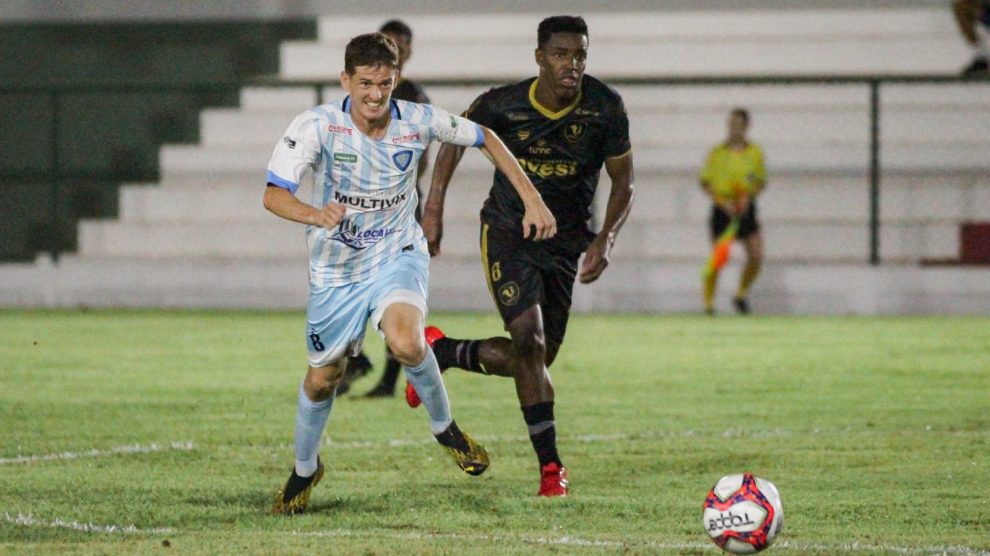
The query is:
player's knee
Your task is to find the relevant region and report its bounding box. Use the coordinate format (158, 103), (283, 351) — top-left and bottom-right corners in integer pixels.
(511, 328), (546, 360)
(304, 367), (342, 400)
(386, 333), (426, 367)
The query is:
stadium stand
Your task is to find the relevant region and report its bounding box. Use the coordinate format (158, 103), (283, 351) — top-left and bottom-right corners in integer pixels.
(1, 8), (989, 314)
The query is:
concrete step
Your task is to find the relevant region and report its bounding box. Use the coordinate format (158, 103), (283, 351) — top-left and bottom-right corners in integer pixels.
(283, 9), (963, 79)
(77, 219), (308, 258)
(6, 253), (988, 315)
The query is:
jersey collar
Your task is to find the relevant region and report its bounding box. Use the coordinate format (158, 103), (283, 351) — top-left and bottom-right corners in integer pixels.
(528, 79), (583, 120)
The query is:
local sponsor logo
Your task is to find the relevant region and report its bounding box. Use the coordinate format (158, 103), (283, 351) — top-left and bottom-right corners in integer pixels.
(391, 132), (421, 144)
(517, 157), (578, 178)
(282, 136), (297, 149)
(328, 124), (353, 135)
(564, 122), (586, 143)
(392, 149), (414, 171)
(333, 152), (358, 164)
(330, 219), (397, 250)
(506, 112), (530, 121)
(498, 282), (520, 306)
(517, 129), (531, 141)
(333, 191), (407, 212)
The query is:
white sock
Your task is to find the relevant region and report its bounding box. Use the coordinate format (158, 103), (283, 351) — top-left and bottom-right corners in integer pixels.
(294, 381), (333, 477)
(403, 349), (453, 434)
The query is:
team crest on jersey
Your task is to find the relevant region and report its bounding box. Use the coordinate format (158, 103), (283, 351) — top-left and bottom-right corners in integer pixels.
(330, 219), (397, 250)
(392, 150), (414, 171)
(517, 129), (531, 141)
(564, 122), (586, 144)
(498, 282), (520, 306)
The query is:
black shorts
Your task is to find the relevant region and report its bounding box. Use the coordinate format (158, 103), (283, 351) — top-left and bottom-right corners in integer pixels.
(479, 219), (579, 349)
(710, 201), (760, 240)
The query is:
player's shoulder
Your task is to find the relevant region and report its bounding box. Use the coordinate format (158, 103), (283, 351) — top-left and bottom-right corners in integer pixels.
(391, 98), (437, 122)
(394, 78), (430, 104)
(581, 74), (625, 105)
(478, 77), (535, 105)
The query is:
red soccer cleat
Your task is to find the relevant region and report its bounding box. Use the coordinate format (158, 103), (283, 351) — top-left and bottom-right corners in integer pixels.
(405, 326), (447, 408)
(538, 462), (569, 497)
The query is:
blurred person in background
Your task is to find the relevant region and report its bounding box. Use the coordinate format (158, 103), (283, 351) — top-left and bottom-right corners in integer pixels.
(953, 0), (990, 75)
(699, 108), (767, 315)
(340, 19), (434, 398)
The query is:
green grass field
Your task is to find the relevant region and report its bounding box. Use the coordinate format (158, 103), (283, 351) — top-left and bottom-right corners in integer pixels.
(1, 310), (989, 555)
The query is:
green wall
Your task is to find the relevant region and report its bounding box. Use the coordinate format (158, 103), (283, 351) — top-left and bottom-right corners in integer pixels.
(0, 20), (316, 260)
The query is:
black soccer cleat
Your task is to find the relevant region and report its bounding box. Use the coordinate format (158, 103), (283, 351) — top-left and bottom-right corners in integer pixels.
(733, 296), (751, 315)
(363, 382), (395, 398)
(271, 458), (324, 515)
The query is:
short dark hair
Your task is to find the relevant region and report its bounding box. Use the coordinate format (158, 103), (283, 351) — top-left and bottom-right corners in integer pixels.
(344, 32), (399, 75)
(731, 107), (750, 125)
(537, 16), (588, 49)
(379, 19), (412, 41)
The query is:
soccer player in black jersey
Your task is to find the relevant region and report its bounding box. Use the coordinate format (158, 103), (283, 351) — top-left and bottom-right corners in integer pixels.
(409, 15), (635, 496)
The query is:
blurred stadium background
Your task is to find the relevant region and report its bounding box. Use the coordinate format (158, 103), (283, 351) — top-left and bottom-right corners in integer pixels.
(1, 0), (988, 315)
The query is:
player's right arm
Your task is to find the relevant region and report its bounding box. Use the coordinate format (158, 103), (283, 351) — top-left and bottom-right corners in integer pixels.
(263, 187), (345, 230)
(423, 101), (555, 255)
(262, 111), (345, 230)
(422, 141), (467, 256)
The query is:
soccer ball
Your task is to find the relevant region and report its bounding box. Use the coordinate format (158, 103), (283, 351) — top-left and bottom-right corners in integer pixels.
(702, 473), (783, 554)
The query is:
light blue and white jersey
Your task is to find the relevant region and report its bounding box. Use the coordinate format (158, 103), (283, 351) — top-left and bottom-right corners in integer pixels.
(267, 97), (484, 287)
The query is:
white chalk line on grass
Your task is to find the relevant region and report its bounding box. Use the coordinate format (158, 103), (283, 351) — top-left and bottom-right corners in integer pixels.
(2, 512), (174, 535)
(0, 441), (194, 465)
(316, 427), (804, 450)
(293, 529), (990, 555)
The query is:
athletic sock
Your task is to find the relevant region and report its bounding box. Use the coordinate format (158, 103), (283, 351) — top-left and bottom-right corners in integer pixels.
(522, 401), (561, 468)
(736, 259), (761, 299)
(703, 271), (718, 311)
(294, 381), (334, 478)
(403, 349), (453, 434)
(432, 337), (485, 373)
(379, 348), (402, 390)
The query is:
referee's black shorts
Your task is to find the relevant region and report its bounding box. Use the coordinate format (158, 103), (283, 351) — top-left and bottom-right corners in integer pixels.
(710, 200), (760, 240)
(478, 219), (579, 349)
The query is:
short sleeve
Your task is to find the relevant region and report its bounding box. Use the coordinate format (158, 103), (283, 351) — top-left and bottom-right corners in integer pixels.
(428, 104), (485, 148)
(700, 147), (718, 182)
(604, 96), (632, 159)
(267, 111), (322, 194)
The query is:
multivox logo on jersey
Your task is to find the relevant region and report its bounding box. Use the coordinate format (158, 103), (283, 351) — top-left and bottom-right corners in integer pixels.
(330, 220), (396, 250)
(333, 191), (407, 212)
(392, 150), (414, 171)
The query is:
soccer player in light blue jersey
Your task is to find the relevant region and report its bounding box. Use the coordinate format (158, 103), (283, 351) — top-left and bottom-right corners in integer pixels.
(264, 32), (556, 515)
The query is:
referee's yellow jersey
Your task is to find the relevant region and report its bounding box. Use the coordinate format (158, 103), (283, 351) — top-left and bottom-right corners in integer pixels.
(699, 143), (766, 203)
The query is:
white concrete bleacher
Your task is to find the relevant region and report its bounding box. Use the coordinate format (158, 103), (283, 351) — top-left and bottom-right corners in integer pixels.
(3, 7), (990, 314)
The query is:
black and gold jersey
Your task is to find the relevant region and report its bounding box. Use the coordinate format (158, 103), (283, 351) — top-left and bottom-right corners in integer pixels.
(465, 75), (631, 255)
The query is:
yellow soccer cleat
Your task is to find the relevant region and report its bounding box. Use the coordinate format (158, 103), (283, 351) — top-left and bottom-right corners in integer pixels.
(271, 458), (324, 515)
(434, 421), (489, 476)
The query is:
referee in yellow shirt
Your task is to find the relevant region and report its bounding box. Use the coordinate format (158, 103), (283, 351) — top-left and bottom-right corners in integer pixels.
(699, 108), (766, 314)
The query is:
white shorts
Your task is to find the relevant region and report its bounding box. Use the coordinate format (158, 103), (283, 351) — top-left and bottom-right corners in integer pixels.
(305, 248), (429, 368)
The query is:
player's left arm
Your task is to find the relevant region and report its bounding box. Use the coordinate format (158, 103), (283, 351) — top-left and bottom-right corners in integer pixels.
(579, 151), (635, 284)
